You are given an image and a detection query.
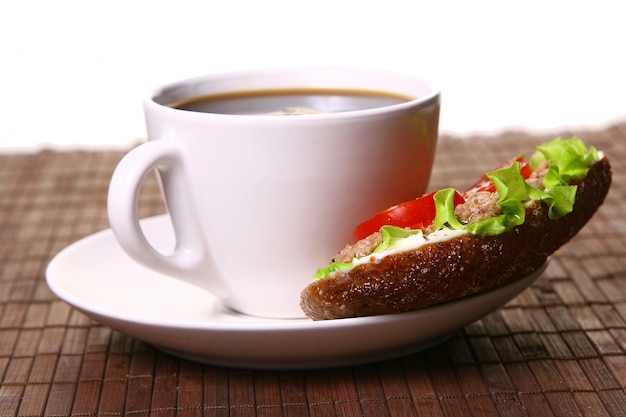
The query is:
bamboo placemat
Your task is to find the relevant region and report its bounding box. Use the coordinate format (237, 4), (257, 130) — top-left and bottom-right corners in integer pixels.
(1, 123), (625, 416)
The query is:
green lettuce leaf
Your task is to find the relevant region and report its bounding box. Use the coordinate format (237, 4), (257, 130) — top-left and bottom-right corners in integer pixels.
(313, 225), (424, 278)
(313, 260), (354, 279)
(434, 163), (529, 236)
(543, 184), (578, 219)
(469, 163), (527, 235)
(529, 137), (598, 218)
(433, 188), (466, 230)
(531, 137), (599, 180)
(375, 225), (424, 253)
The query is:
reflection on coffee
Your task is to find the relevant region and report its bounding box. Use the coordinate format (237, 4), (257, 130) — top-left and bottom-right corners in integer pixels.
(171, 88), (413, 115)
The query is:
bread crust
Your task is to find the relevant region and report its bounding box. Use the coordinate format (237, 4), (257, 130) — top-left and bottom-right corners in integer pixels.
(301, 158), (612, 320)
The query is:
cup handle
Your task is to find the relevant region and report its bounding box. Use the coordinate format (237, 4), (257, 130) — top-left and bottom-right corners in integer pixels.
(107, 140), (226, 296)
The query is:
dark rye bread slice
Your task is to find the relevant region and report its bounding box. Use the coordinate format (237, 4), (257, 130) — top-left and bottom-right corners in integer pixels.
(301, 158), (612, 320)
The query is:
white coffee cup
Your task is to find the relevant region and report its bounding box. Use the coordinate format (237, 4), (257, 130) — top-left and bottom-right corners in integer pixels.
(107, 67), (440, 318)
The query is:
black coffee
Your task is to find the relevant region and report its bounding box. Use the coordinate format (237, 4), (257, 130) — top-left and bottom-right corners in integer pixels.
(170, 88), (413, 115)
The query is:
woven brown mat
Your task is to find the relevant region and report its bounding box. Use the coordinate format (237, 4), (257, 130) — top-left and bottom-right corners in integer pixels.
(1, 123), (625, 416)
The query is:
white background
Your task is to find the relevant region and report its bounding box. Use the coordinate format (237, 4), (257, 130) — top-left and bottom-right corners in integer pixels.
(1, 0), (625, 152)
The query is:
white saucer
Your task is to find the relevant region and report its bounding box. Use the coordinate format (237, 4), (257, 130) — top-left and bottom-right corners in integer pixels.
(46, 215), (547, 370)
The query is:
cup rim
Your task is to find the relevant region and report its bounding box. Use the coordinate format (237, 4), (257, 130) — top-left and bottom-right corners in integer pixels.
(146, 67), (440, 121)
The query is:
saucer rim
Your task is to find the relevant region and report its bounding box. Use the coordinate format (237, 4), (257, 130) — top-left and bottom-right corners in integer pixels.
(45, 214), (548, 369)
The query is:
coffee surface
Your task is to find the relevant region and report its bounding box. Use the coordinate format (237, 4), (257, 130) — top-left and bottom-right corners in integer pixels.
(171, 88), (412, 115)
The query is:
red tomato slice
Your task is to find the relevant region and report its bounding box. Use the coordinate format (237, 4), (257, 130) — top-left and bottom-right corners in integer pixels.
(463, 156), (532, 198)
(353, 190), (465, 241)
